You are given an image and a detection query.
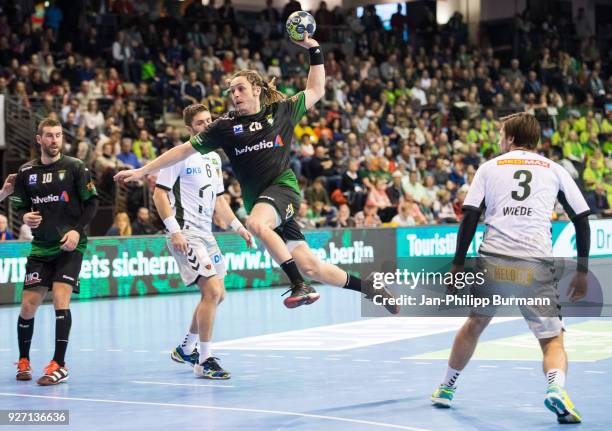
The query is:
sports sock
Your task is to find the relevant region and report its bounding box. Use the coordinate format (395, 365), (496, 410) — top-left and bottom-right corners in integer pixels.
(343, 273), (362, 292)
(181, 332), (199, 354)
(442, 366), (461, 387)
(53, 310), (71, 367)
(17, 316), (34, 360)
(199, 341), (211, 364)
(546, 368), (566, 388)
(280, 259), (304, 284)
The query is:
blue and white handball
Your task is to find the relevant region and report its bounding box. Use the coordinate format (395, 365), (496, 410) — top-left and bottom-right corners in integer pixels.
(286, 11), (316, 41)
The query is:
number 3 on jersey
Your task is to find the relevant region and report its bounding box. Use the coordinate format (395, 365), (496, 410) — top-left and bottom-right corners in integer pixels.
(511, 169), (532, 201)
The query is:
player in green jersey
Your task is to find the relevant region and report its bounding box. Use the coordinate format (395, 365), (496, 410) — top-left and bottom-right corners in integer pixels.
(114, 34), (397, 313)
(10, 118), (99, 385)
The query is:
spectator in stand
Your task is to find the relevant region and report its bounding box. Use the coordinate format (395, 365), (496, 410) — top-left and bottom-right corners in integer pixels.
(368, 177), (394, 222)
(435, 189), (458, 223)
(117, 137), (141, 170)
(305, 177), (332, 209)
(354, 200), (382, 227)
(391, 202), (416, 227)
(81, 99), (105, 137)
(106, 212), (132, 236)
(402, 192), (427, 225)
(386, 171), (404, 208)
(133, 129), (156, 165)
(180, 70), (206, 107)
(131, 207), (157, 235)
(402, 170), (427, 203)
(0, 214), (14, 241)
(328, 203), (355, 228)
(295, 202), (317, 230)
(95, 141), (124, 191)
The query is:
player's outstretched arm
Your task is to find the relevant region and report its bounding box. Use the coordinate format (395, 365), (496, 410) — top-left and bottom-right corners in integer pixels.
(291, 33), (325, 109)
(114, 142), (197, 183)
(214, 197), (255, 248)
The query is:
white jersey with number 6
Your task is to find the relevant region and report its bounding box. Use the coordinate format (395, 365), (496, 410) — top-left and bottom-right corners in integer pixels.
(463, 150), (590, 258)
(155, 151), (224, 235)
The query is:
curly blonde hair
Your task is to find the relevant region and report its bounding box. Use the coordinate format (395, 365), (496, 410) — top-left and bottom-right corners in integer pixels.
(229, 70), (285, 106)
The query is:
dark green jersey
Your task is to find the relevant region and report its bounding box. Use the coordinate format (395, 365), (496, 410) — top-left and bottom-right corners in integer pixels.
(10, 155), (98, 256)
(190, 91), (307, 212)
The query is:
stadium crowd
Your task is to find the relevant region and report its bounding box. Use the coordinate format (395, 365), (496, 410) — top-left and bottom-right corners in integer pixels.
(0, 0), (610, 238)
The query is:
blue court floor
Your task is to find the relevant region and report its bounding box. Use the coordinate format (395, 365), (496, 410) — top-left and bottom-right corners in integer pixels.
(0, 286), (610, 430)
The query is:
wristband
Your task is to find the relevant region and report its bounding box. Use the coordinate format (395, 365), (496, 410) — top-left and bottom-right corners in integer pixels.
(309, 46), (324, 65)
(230, 218), (243, 232)
(163, 216), (181, 234)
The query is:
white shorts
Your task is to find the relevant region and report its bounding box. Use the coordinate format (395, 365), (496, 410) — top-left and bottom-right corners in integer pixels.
(167, 230), (227, 286)
(524, 315), (565, 339)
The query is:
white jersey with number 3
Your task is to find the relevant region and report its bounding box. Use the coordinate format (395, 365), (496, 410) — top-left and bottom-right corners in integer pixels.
(464, 150), (590, 258)
(155, 151), (224, 235)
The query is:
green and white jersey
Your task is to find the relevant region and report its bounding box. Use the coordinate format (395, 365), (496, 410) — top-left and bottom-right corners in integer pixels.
(156, 151), (224, 235)
(190, 91), (308, 212)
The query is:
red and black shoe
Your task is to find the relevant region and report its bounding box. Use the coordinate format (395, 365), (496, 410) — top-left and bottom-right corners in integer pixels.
(282, 282), (320, 309)
(36, 360), (69, 386)
(16, 358), (32, 381)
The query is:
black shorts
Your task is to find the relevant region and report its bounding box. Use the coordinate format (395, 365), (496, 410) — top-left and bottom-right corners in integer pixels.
(24, 251), (84, 293)
(255, 184), (305, 243)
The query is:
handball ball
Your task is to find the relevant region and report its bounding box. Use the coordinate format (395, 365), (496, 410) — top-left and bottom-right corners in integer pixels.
(286, 11), (316, 41)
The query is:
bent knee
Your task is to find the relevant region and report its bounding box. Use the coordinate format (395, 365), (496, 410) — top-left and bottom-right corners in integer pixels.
(245, 217), (268, 237)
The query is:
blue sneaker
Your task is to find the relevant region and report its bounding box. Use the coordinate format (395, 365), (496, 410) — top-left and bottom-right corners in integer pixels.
(170, 346), (199, 367)
(194, 357), (231, 380)
(431, 384), (455, 408)
(544, 385), (582, 424)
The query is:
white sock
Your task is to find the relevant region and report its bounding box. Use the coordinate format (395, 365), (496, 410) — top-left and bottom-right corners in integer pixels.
(199, 341), (211, 364)
(546, 368), (566, 388)
(181, 332), (198, 354)
(442, 367), (461, 387)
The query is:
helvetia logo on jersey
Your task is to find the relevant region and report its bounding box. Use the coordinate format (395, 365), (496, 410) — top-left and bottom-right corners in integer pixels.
(31, 191), (69, 204)
(234, 140), (274, 156)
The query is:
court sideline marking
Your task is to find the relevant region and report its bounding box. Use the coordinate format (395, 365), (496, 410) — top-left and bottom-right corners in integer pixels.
(131, 380), (235, 388)
(0, 393), (430, 431)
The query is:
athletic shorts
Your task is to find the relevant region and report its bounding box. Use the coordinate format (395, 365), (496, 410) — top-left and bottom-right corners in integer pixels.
(471, 255), (564, 339)
(167, 229), (226, 286)
(24, 251), (84, 293)
(254, 184), (306, 246)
